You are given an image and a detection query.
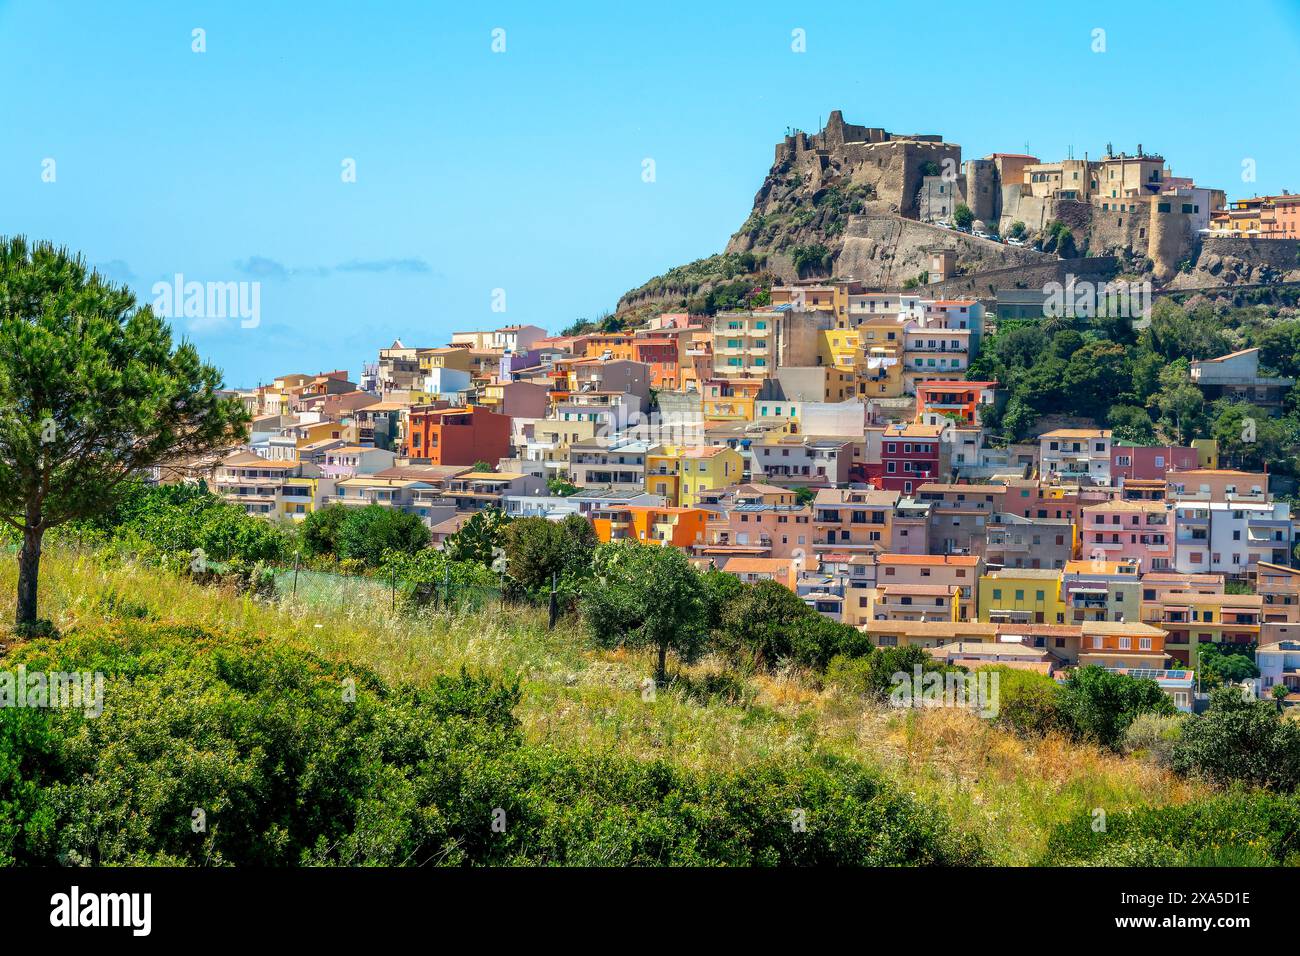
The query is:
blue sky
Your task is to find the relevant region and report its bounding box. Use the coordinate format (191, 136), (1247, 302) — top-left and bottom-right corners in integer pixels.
(3, 0), (1299, 387)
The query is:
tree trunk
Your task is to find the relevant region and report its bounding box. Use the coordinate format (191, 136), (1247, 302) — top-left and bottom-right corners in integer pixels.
(656, 641), (668, 686)
(15, 523), (43, 630)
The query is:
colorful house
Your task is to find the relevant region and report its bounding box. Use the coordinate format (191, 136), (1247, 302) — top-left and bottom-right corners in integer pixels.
(404, 405), (512, 467)
(914, 381), (998, 427)
(644, 445), (743, 507)
(878, 422), (947, 495)
(978, 568), (1066, 625)
(1079, 499), (1173, 571)
(590, 505), (708, 548)
(1139, 590), (1262, 666)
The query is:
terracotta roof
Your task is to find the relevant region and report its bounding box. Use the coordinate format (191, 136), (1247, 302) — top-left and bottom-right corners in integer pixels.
(860, 621), (1000, 636)
(723, 557), (796, 574)
(878, 553), (980, 567)
(1041, 428), (1111, 439)
(878, 583), (959, 597)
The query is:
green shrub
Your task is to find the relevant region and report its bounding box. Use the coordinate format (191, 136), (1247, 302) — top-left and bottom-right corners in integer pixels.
(1121, 712), (1185, 768)
(674, 671), (752, 707)
(0, 622), (983, 866)
(987, 667), (1062, 737)
(857, 645), (953, 702)
(717, 580), (869, 671)
(1171, 687), (1300, 791)
(1043, 793), (1300, 867)
(1056, 666), (1174, 751)
(826, 654), (875, 696)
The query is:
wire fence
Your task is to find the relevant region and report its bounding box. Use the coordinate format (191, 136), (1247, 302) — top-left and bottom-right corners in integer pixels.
(271, 563), (510, 615)
(24, 540), (555, 624)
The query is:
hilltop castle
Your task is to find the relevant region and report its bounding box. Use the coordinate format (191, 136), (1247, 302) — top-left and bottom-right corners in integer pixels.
(763, 111), (1222, 281)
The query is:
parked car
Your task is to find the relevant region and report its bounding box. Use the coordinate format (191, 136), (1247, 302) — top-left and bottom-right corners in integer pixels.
(1006, 237), (1025, 247)
(973, 230), (991, 240)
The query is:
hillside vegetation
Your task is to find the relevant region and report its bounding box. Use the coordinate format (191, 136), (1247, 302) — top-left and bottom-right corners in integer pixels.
(0, 544), (1241, 866)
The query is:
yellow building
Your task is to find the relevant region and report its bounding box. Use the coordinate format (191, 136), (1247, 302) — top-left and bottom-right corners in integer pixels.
(1139, 591), (1262, 668)
(280, 475), (325, 520)
(701, 379), (761, 422)
(819, 328), (861, 370)
(418, 347), (474, 374)
(1190, 438), (1219, 469)
(645, 448), (680, 503)
(644, 444), (743, 507)
(859, 345), (905, 398)
(853, 314), (906, 398)
(295, 419), (355, 450)
(978, 568), (1066, 625)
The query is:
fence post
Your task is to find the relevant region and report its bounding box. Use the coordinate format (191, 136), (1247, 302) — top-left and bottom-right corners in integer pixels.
(548, 571), (558, 630)
(292, 550), (300, 596)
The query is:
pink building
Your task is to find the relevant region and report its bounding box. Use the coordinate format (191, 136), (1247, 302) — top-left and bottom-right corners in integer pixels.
(1111, 444), (1199, 483)
(877, 553), (981, 619)
(698, 500), (814, 563)
(1080, 499), (1174, 572)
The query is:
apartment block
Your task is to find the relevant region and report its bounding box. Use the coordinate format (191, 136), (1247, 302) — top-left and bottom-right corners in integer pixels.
(1039, 429), (1112, 485)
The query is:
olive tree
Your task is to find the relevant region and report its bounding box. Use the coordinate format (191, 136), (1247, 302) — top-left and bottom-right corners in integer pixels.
(582, 540), (709, 683)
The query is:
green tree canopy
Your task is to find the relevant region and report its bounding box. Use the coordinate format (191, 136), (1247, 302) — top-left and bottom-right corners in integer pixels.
(1056, 665), (1175, 751)
(502, 513), (596, 592)
(443, 508), (510, 566)
(0, 238), (248, 629)
(1172, 687), (1300, 790)
(336, 504), (430, 567)
(582, 540), (709, 682)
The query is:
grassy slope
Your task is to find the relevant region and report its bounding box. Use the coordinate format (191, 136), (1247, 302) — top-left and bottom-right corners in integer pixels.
(0, 548), (1206, 865)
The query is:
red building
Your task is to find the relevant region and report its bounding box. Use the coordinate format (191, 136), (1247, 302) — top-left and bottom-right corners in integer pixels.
(404, 405), (511, 467)
(633, 337), (682, 390)
(879, 423), (946, 496)
(1111, 444), (1200, 483)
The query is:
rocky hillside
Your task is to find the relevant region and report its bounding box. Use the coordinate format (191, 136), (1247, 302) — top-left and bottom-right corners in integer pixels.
(1167, 238), (1300, 291)
(617, 112), (1300, 317)
(618, 111), (1026, 313)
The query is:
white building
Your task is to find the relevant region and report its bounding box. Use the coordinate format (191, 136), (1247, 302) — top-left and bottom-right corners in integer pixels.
(1257, 639), (1300, 698)
(1039, 429), (1112, 485)
(1173, 500), (1297, 575)
(421, 366), (471, 399)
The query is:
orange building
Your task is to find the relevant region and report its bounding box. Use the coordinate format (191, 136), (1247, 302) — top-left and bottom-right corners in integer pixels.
(403, 405), (512, 466)
(582, 333), (637, 362)
(590, 505), (708, 548)
(632, 337), (682, 389)
(1076, 621), (1170, 669)
(914, 380), (998, 426)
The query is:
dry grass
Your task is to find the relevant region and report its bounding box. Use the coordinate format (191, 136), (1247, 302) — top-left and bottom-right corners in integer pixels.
(0, 547), (1209, 864)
